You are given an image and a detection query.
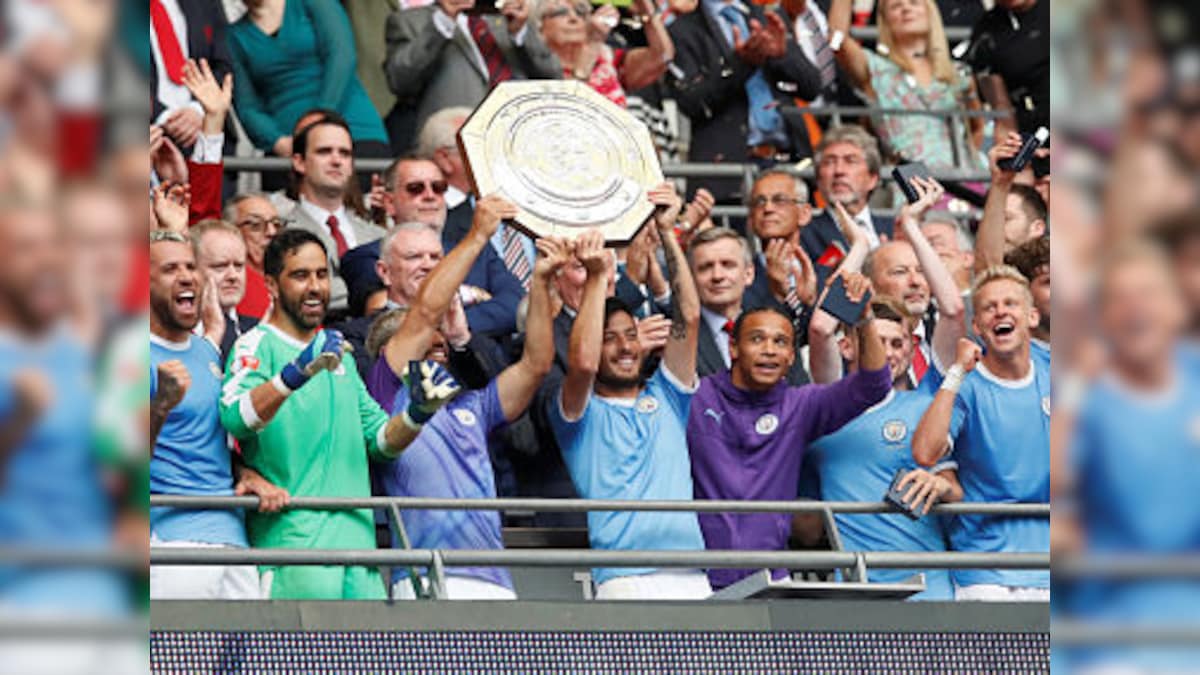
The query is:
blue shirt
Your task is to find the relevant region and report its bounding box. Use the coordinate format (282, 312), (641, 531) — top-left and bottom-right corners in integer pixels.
(1061, 350), (1200, 670)
(150, 334), (247, 547)
(550, 367), (705, 585)
(371, 362), (511, 590)
(945, 350), (1050, 588)
(0, 327), (127, 614)
(804, 390), (954, 600)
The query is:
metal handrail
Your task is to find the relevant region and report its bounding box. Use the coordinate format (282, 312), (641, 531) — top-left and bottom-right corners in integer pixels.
(149, 495), (1049, 516)
(148, 547), (1047, 570)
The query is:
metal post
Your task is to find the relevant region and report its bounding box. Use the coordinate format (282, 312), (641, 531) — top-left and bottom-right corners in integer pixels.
(387, 503), (425, 600)
(429, 551), (448, 600)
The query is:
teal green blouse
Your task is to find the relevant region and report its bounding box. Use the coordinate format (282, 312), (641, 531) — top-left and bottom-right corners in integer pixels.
(228, 0), (388, 151)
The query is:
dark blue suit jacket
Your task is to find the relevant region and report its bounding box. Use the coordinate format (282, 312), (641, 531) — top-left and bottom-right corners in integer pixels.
(800, 210), (896, 270)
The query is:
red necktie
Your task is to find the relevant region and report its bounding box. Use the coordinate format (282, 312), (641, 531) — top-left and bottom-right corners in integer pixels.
(722, 319), (735, 335)
(327, 215), (349, 258)
(911, 334), (929, 383)
(150, 0), (186, 84)
(468, 16), (513, 87)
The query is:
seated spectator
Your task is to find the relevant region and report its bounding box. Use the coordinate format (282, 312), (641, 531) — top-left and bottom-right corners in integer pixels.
(367, 197), (566, 600)
(384, 0), (561, 148)
(976, 132), (1047, 269)
(341, 157), (523, 336)
(688, 226), (807, 384)
(148, 230), (286, 599)
(534, 0), (673, 107)
(965, 0), (1048, 137)
(668, 0), (821, 202)
(1004, 235), (1049, 351)
(913, 266), (1050, 601)
(218, 229), (423, 599)
(227, 0), (390, 160)
(416, 108), (536, 291)
(190, 220), (260, 364)
(283, 115), (385, 315)
(828, 0), (985, 172)
(801, 125), (895, 265)
(225, 193), (284, 319)
(688, 274), (891, 591)
(549, 188), (711, 600)
(802, 295), (962, 600)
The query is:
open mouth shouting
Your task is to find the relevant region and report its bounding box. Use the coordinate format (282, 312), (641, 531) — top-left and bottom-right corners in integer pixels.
(174, 289), (197, 318)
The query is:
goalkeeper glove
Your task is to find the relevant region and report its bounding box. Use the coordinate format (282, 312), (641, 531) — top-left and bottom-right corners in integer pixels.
(274, 329), (351, 394)
(398, 359), (462, 428)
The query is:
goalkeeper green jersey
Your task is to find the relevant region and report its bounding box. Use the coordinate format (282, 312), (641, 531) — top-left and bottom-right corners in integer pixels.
(220, 324), (391, 599)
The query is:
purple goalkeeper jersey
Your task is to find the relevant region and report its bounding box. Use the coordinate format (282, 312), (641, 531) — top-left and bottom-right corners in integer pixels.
(687, 366), (892, 589)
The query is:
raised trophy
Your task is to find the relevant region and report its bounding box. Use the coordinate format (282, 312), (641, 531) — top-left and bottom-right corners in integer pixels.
(457, 80), (665, 246)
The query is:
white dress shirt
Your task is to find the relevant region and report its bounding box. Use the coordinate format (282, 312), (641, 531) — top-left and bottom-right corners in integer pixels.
(700, 305), (734, 368)
(792, 4), (831, 106)
(299, 197), (358, 250)
(149, 0), (204, 126)
(430, 9), (528, 81)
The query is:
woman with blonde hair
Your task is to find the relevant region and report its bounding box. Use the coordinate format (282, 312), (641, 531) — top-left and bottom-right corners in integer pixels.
(828, 0), (984, 172)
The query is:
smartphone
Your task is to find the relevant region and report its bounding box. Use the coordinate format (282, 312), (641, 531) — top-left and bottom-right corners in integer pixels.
(884, 468), (922, 521)
(891, 161), (933, 204)
(819, 275), (872, 326)
(997, 127), (1050, 172)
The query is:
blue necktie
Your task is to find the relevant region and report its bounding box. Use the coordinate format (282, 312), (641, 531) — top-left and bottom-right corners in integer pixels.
(719, 5), (784, 144)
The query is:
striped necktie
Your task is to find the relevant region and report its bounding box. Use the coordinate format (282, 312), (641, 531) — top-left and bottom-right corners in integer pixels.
(468, 15), (513, 87)
(501, 225), (531, 292)
(800, 10), (836, 92)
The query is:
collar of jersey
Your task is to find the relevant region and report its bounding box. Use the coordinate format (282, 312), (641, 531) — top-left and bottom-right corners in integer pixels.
(259, 322), (309, 349)
(863, 388), (897, 414)
(149, 333), (191, 351)
(976, 359), (1036, 389)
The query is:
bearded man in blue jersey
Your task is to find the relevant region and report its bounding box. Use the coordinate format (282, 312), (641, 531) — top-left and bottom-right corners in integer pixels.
(914, 265), (1050, 601)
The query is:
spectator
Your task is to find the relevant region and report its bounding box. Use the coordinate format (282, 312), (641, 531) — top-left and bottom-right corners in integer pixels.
(218, 229), (422, 599)
(384, 0), (561, 150)
(688, 226), (807, 384)
(225, 193), (284, 319)
(148, 0), (234, 153)
(778, 0), (840, 158)
(1154, 213), (1200, 335)
(744, 170), (818, 335)
(148, 230), (284, 599)
(975, 132), (1046, 271)
(283, 115), (385, 315)
(191, 220), (260, 364)
(913, 266), (1050, 601)
(341, 158), (524, 336)
(828, 0), (985, 171)
(801, 125), (894, 265)
(549, 188), (709, 600)
(534, 0), (674, 107)
(343, 0), (405, 150)
(861, 177), (966, 387)
(62, 183), (135, 345)
(965, 0), (1048, 136)
(920, 214), (973, 294)
(688, 276), (891, 591)
(227, 0), (390, 160)
(416, 108), (536, 291)
(668, 0), (822, 202)
(1004, 234), (1049, 351)
(368, 197), (565, 599)
(802, 295), (962, 600)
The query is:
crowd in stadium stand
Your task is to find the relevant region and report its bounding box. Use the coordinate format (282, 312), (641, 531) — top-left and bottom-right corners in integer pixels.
(143, 0), (1055, 602)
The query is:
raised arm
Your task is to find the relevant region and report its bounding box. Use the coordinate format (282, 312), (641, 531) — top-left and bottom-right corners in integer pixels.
(827, 0), (871, 92)
(913, 338), (979, 467)
(808, 203), (869, 383)
(650, 183), (700, 386)
(619, 0), (674, 91)
(896, 178), (965, 369)
(974, 132), (1023, 273)
(383, 195), (516, 376)
(560, 229), (610, 421)
(497, 237), (573, 422)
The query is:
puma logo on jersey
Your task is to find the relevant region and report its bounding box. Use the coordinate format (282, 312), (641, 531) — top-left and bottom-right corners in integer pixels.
(704, 408), (724, 424)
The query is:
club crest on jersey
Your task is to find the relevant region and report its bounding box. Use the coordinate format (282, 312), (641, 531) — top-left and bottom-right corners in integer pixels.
(755, 413), (779, 435)
(452, 408), (477, 427)
(1042, 396), (1051, 416)
(882, 419), (908, 443)
(636, 396), (659, 414)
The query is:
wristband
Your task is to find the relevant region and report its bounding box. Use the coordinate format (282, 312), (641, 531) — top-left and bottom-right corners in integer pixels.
(829, 30), (845, 52)
(270, 373), (294, 396)
(940, 364), (966, 394)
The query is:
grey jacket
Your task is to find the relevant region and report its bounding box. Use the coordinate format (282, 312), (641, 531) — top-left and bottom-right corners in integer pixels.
(384, 6), (560, 132)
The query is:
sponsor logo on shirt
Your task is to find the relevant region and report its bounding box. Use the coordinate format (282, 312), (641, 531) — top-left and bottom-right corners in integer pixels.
(1042, 396), (1050, 416)
(882, 419), (908, 443)
(636, 396), (659, 414)
(238, 355), (260, 372)
(755, 413), (779, 435)
(452, 408), (477, 427)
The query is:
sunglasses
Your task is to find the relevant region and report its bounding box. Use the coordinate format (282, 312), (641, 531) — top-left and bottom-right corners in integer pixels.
(403, 180), (449, 196)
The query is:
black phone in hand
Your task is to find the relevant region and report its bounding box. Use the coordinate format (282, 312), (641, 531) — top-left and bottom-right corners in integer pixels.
(891, 161), (933, 204)
(819, 276), (872, 326)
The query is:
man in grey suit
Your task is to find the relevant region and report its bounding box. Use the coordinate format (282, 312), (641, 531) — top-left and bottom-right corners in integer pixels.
(285, 116), (385, 316)
(689, 226), (809, 384)
(384, 0), (561, 137)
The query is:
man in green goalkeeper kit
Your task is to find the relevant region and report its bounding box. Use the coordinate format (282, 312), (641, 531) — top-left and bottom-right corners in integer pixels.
(219, 228), (461, 599)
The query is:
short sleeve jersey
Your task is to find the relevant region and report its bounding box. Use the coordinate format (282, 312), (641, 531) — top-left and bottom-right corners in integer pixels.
(549, 367), (705, 586)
